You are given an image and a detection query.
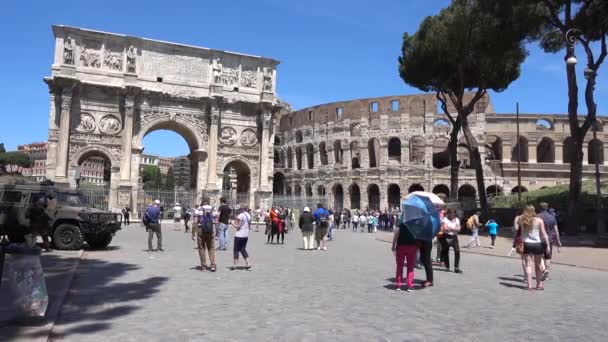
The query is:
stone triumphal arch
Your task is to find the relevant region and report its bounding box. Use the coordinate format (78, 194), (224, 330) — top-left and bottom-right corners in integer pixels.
(44, 26), (281, 211)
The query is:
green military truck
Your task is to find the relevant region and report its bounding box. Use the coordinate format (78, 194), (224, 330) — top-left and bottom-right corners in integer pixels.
(0, 181), (122, 250)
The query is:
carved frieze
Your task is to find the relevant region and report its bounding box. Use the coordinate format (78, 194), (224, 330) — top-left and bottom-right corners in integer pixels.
(119, 191), (130, 207)
(70, 133), (122, 145)
(240, 128), (257, 147)
(63, 37), (75, 65)
(219, 145), (258, 156)
(126, 46), (137, 73)
(74, 113), (96, 133)
(221, 66), (239, 86)
(103, 49), (123, 71)
(80, 45), (101, 68)
(175, 113), (209, 142)
(68, 144), (83, 163)
(219, 127), (238, 145)
(240, 69), (257, 88)
(99, 115), (122, 135)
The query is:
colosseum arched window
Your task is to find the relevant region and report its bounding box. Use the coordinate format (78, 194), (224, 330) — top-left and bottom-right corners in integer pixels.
(408, 184), (424, 193)
(563, 137), (574, 163)
(388, 138), (401, 163)
(319, 142), (328, 165)
(294, 184), (302, 196)
(317, 185), (326, 196)
(334, 140), (343, 164)
(305, 183), (313, 197)
(535, 118), (554, 130)
(432, 137), (449, 169)
(349, 184), (361, 209)
(511, 136), (529, 162)
(537, 137), (555, 163)
(350, 141), (360, 168)
(306, 143), (314, 169)
(295, 130), (303, 143)
(296, 147), (303, 170)
(485, 136), (502, 161)
(458, 137), (473, 168)
(333, 184), (344, 210)
(432, 184), (450, 198)
(287, 147), (293, 168)
(273, 172), (286, 195)
(274, 149), (282, 168)
(410, 136), (425, 163)
(387, 184), (400, 209)
(588, 139), (604, 165)
(368, 138), (380, 167)
(367, 184), (380, 210)
(458, 184), (476, 201)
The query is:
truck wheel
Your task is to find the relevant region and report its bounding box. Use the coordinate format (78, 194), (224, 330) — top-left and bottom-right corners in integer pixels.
(87, 233), (113, 249)
(53, 223), (84, 250)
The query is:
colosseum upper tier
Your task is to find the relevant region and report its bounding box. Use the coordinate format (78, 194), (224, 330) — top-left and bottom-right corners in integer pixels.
(272, 93), (608, 211)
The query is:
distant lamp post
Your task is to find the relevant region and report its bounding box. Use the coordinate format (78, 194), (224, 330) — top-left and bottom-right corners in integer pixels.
(229, 167), (237, 206)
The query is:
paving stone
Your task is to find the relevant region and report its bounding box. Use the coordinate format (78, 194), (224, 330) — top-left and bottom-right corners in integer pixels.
(52, 224), (608, 341)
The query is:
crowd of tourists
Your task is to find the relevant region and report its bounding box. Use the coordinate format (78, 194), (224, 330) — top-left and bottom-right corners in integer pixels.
(139, 195), (562, 293)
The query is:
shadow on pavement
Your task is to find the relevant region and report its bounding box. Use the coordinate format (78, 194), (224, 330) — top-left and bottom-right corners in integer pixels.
(1, 253), (168, 340)
(498, 281), (528, 290)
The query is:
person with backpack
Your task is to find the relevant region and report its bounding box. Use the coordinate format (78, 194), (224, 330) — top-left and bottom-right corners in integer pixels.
(143, 200), (163, 252)
(231, 206), (252, 270)
(313, 203), (330, 250)
(465, 211), (481, 248)
(192, 200), (216, 272)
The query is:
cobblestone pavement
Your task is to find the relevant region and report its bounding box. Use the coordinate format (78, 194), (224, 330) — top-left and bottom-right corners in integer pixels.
(51, 224), (608, 341)
(375, 231), (608, 271)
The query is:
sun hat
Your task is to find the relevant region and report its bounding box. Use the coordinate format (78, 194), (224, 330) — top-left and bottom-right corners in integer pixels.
(303, 207), (311, 212)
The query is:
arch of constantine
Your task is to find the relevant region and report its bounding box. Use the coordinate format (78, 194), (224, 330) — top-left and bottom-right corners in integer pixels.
(44, 26), (280, 210)
(43, 26), (608, 212)
(273, 94), (608, 211)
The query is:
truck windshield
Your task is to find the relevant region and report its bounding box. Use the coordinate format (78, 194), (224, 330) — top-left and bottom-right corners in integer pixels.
(57, 192), (89, 207)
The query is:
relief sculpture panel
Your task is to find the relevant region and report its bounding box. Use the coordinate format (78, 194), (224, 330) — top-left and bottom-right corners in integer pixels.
(219, 127), (237, 145)
(240, 128), (258, 147)
(74, 113), (96, 133)
(99, 115), (122, 135)
(80, 44), (102, 68)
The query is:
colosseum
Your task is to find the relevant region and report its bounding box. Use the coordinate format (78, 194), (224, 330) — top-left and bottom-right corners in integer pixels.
(272, 93), (608, 211)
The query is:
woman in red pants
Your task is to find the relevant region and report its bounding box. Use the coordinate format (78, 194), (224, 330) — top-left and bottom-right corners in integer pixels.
(391, 222), (418, 292)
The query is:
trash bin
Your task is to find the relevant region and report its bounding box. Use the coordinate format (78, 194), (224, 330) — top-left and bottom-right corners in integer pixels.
(1, 244), (48, 319)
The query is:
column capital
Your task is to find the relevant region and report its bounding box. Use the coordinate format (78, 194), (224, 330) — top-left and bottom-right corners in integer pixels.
(60, 95), (72, 111)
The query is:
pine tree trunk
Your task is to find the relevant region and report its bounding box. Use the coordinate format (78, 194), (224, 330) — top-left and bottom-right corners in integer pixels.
(448, 120), (461, 201)
(462, 118), (489, 219)
(566, 138), (584, 234)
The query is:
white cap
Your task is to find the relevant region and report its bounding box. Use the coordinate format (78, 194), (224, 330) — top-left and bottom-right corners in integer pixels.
(303, 207), (311, 212)
(154, 199), (161, 204)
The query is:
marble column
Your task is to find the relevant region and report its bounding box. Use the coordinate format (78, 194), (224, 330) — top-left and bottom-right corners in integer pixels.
(258, 111), (272, 190)
(206, 100), (221, 189)
(45, 85), (60, 180)
(120, 89), (138, 181)
(55, 86), (75, 181)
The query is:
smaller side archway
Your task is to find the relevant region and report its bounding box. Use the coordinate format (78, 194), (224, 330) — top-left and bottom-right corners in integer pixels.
(432, 184), (450, 198)
(408, 183), (425, 193)
(458, 184), (476, 201)
(511, 185), (528, 194)
(486, 185), (503, 197)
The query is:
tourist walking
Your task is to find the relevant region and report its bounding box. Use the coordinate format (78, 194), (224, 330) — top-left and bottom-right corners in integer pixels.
(359, 213), (367, 233)
(313, 203), (330, 250)
(516, 205), (550, 290)
(231, 206), (252, 270)
(367, 213), (374, 233)
(486, 218), (499, 249)
(439, 208), (462, 273)
(143, 200), (163, 252)
(217, 197), (231, 251)
(277, 208), (287, 244)
(183, 206), (191, 233)
(537, 202), (561, 281)
(122, 205), (131, 226)
(193, 200), (216, 272)
(328, 211), (335, 241)
(267, 207), (279, 244)
(466, 211), (481, 248)
(352, 212), (359, 232)
(299, 207), (315, 250)
(392, 222), (418, 292)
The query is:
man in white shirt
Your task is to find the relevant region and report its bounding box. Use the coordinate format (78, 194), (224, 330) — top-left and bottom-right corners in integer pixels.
(231, 207), (252, 270)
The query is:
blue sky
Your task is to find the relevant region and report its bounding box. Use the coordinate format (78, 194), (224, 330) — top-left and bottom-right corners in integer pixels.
(1, 0), (607, 157)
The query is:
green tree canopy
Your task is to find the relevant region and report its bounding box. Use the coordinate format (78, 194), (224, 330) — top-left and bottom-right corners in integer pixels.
(141, 165), (162, 189)
(164, 166), (175, 190)
(0, 143), (32, 173)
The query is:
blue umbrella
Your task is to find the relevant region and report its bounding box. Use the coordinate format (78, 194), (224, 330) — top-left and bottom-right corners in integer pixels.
(400, 195), (441, 241)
